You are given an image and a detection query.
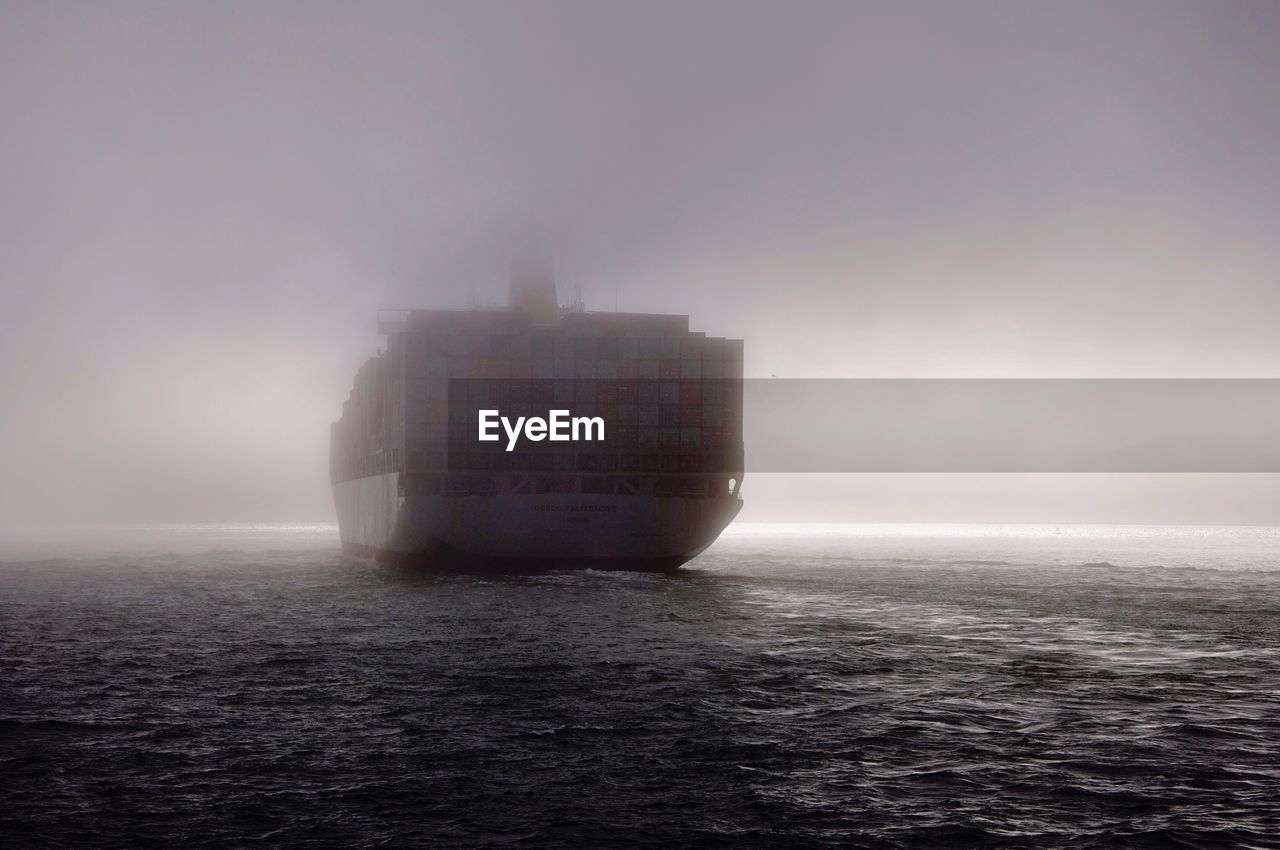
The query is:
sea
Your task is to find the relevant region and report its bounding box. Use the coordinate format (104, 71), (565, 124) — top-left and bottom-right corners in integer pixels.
(1, 523), (1277, 848)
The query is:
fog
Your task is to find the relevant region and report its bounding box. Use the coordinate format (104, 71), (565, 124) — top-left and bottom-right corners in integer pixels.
(3, 1), (1279, 523)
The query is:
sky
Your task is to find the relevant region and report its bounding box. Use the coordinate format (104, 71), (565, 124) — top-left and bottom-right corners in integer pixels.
(2, 0), (1279, 523)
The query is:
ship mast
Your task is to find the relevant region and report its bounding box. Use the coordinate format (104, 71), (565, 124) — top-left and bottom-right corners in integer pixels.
(508, 258), (559, 325)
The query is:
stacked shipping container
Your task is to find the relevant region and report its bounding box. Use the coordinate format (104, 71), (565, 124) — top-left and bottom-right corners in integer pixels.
(330, 308), (744, 500)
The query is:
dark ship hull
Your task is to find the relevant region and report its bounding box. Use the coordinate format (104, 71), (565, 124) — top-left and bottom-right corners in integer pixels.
(334, 472), (742, 571)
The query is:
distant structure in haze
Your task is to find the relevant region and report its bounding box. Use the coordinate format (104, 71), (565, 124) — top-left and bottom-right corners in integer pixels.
(330, 265), (744, 569)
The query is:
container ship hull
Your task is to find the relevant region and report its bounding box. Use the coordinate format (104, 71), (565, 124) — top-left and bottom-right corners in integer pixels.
(334, 471), (741, 570)
(331, 266), (744, 571)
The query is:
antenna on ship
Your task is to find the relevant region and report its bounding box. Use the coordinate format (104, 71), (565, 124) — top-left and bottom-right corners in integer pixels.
(571, 281), (585, 313)
(465, 283), (480, 310)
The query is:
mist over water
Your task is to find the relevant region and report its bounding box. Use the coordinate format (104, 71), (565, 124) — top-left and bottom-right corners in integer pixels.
(4, 3), (1280, 843)
(4, 525), (1277, 847)
(4, 1), (1280, 523)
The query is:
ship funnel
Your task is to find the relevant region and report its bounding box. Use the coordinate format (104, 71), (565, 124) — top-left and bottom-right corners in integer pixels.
(509, 259), (559, 325)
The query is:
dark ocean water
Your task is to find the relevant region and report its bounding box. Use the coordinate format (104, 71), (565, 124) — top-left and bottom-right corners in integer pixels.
(2, 524), (1278, 849)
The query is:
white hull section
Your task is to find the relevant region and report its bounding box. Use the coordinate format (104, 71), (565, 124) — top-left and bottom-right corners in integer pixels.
(331, 472), (402, 552)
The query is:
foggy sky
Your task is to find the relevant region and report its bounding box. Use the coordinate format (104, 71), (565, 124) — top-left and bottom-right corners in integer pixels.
(3, 1), (1279, 523)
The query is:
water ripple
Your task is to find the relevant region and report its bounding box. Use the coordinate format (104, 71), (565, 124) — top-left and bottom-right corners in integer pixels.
(2, 526), (1278, 847)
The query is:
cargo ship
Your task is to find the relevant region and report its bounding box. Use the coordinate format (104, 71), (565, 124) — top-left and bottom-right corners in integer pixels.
(330, 265), (744, 570)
